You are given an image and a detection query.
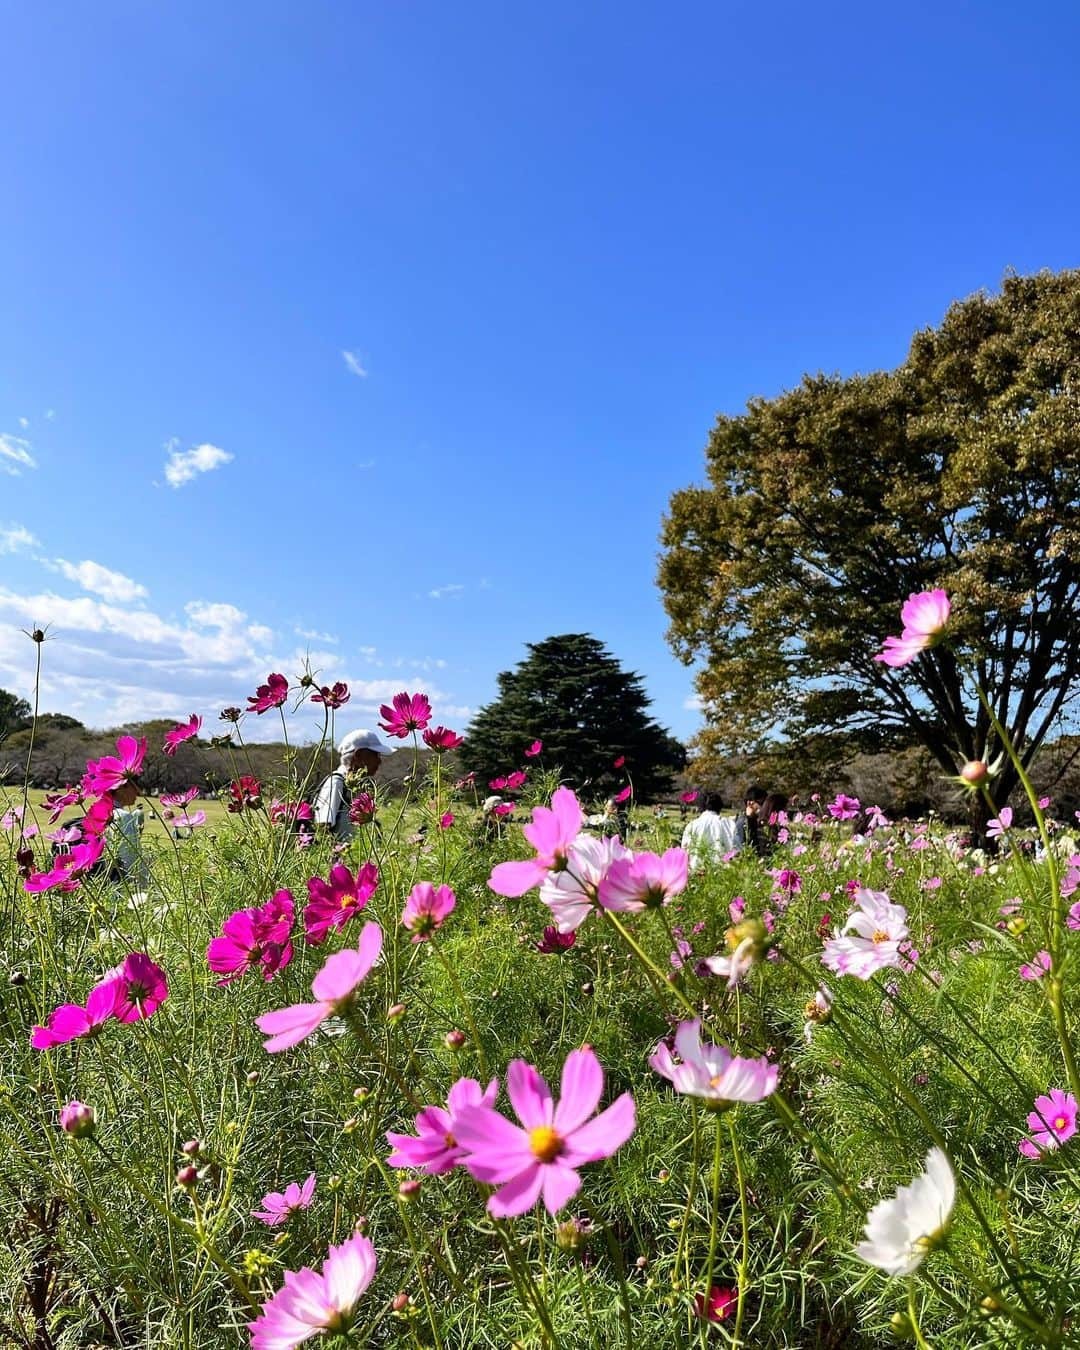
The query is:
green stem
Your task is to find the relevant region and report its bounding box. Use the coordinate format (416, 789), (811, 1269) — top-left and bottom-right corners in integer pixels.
(727, 1112), (749, 1347)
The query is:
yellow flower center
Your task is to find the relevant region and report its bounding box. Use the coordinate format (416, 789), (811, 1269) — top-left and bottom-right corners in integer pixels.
(529, 1126), (562, 1163)
(871, 929), (890, 943)
(1055, 1115), (1067, 1131)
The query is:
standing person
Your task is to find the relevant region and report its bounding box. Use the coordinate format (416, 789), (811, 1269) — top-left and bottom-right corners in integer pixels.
(681, 791), (734, 870)
(312, 728), (396, 841)
(733, 785), (769, 856)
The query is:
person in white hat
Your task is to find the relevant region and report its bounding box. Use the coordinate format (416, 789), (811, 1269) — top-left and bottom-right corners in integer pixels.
(313, 728), (396, 840)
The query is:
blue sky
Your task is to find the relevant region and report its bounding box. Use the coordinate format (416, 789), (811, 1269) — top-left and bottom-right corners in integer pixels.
(2, 1), (1078, 744)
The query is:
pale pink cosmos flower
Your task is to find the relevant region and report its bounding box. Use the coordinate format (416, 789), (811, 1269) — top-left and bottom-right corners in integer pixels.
(1, 804), (24, 831)
(378, 691), (432, 738)
(453, 1048), (635, 1218)
(163, 714), (202, 756)
(387, 1077), (499, 1174)
(303, 863), (379, 946)
(160, 787), (200, 807)
(1020, 951), (1052, 981)
(821, 890), (910, 980)
(598, 848), (688, 913)
(987, 807), (1013, 839)
(401, 882), (456, 942)
(488, 787), (585, 897)
(252, 1173), (317, 1225)
(649, 1020), (778, 1107)
(256, 922), (383, 1052)
(524, 740), (543, 757)
(874, 589), (951, 667)
(248, 1233), (376, 1349)
(1018, 1089), (1078, 1158)
(31, 976), (123, 1049)
(539, 834), (631, 933)
(46, 825), (82, 845)
(208, 891), (295, 985)
(83, 736), (147, 794)
(173, 811), (207, 830)
(1067, 899), (1080, 930)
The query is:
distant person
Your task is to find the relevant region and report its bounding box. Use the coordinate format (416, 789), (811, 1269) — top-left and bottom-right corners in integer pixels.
(313, 728), (395, 841)
(681, 790), (734, 869)
(733, 784), (769, 856)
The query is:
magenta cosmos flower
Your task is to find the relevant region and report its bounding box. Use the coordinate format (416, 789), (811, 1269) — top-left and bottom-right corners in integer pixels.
(1018, 1089), (1078, 1158)
(303, 862), (379, 946)
(613, 785), (633, 804)
(311, 681), (350, 708)
(83, 736), (147, 794)
(248, 673), (289, 715)
(452, 1047), (636, 1218)
(256, 921), (382, 1052)
(163, 714), (202, 757)
(401, 882), (456, 941)
(387, 1077), (499, 1174)
(821, 889), (909, 980)
(488, 786), (585, 897)
(422, 725), (463, 752)
(59, 1100), (96, 1138)
(650, 1020), (778, 1107)
(208, 891), (295, 985)
(379, 690), (432, 738)
(24, 835), (106, 894)
(524, 740), (542, 757)
(695, 1285), (737, 1324)
(32, 975), (124, 1049)
(1020, 951), (1052, 981)
(252, 1172), (317, 1225)
(107, 953), (169, 1022)
(874, 589), (951, 667)
(598, 847), (688, 913)
(828, 793), (861, 821)
(248, 1233), (376, 1350)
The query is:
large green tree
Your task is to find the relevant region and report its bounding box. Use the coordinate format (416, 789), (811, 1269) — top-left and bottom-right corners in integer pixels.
(462, 634), (685, 799)
(658, 270), (1080, 815)
(0, 689), (32, 739)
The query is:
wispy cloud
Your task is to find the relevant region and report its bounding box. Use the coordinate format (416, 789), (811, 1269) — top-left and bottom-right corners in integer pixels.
(342, 350), (368, 378)
(0, 433), (36, 476)
(683, 694), (704, 712)
(163, 440), (233, 488)
(0, 523), (37, 554)
(18, 417), (29, 430)
(44, 409), (55, 421)
(49, 559), (148, 605)
(356, 459), (376, 470)
(296, 627), (339, 645)
(428, 584), (465, 601)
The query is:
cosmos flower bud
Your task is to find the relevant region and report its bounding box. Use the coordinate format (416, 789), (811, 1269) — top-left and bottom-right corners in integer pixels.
(181, 1138), (202, 1156)
(10, 970), (26, 987)
(889, 1311), (916, 1339)
(59, 1101), (95, 1138)
(444, 1029), (467, 1050)
(391, 1293), (410, 1313)
(31, 628), (46, 643)
(555, 1217), (592, 1253)
(397, 1179), (422, 1202)
(176, 1165), (199, 1188)
(960, 760), (988, 785)
(387, 1002), (407, 1023)
(246, 1071), (261, 1087)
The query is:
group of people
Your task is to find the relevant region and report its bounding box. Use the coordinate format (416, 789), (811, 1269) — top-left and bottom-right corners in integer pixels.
(680, 783), (789, 867)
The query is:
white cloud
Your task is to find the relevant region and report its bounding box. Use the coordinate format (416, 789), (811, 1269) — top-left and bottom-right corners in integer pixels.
(296, 627), (339, 644)
(50, 559), (148, 605)
(683, 694), (705, 712)
(0, 523), (37, 554)
(18, 417), (29, 429)
(356, 459), (376, 470)
(0, 433), (36, 476)
(163, 440), (233, 488)
(44, 409), (55, 421)
(185, 600), (247, 629)
(428, 583), (465, 600)
(342, 350), (368, 378)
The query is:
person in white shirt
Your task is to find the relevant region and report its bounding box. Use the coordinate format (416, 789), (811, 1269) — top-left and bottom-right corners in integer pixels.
(313, 728), (396, 840)
(681, 791), (736, 870)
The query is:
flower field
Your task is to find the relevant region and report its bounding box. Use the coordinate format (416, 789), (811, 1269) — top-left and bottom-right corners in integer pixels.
(3, 598), (1080, 1348)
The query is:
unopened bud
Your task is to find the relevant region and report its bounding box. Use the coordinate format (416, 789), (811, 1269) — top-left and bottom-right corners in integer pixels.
(1006, 916), (1027, 937)
(176, 1165), (199, 1188)
(444, 1030), (467, 1051)
(328, 1175), (343, 1193)
(555, 1217), (592, 1253)
(391, 1292), (410, 1313)
(387, 1002), (407, 1023)
(580, 981), (594, 996)
(657, 1168), (670, 1182)
(342, 1117), (359, 1134)
(246, 1070), (261, 1087)
(59, 1101), (95, 1138)
(635, 1255), (648, 1269)
(31, 628), (45, 644)
(979, 1295), (1001, 1317)
(181, 1138), (201, 1157)
(960, 760), (988, 785)
(398, 1179), (421, 1202)
(353, 1086), (370, 1102)
(299, 673), (315, 688)
(353, 1210), (367, 1227)
(889, 1311), (915, 1339)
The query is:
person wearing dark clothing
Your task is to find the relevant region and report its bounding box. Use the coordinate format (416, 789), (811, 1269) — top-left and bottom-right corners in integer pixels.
(733, 784), (768, 856)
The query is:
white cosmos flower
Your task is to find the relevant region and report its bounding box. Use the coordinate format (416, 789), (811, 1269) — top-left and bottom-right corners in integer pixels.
(855, 1147), (955, 1275)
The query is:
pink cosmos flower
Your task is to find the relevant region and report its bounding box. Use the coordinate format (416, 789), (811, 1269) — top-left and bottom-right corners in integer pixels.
(256, 922), (383, 1052)
(987, 807), (1013, 839)
(387, 1077), (499, 1174)
(439, 811), (454, 830)
(208, 891), (295, 985)
(453, 1048), (636, 1217)
(828, 793), (861, 821)
(248, 1233), (376, 1350)
(1038, 795), (1051, 810)
(821, 889), (910, 980)
(649, 1020), (778, 1106)
(79, 796), (115, 839)
(311, 682), (350, 709)
(505, 770), (528, 791)
(59, 1101), (96, 1137)
(303, 863), (379, 946)
(613, 756), (626, 769)
(422, 725), (463, 752)
(31, 976), (123, 1049)
(540, 834), (631, 933)
(161, 787), (200, 807)
(867, 805), (890, 830)
(401, 882), (456, 941)
(349, 792), (376, 826)
(269, 799), (314, 827)
(83, 736), (147, 794)
(173, 811), (207, 830)
(536, 926), (576, 954)
(525, 740), (543, 757)
(489, 776), (508, 791)
(1018, 1089), (1078, 1158)
(1020, 951), (1052, 981)
(43, 787), (82, 822)
(379, 691), (432, 739)
(773, 868), (802, 894)
(1, 804), (24, 831)
(1067, 900), (1080, 930)
(680, 791), (698, 804)
(252, 1173), (317, 1225)
(613, 785), (633, 804)
(1062, 869), (1079, 903)
(228, 777), (262, 812)
(163, 714), (202, 756)
(492, 802), (514, 817)
(695, 1286), (738, 1324)
(46, 825), (82, 845)
(597, 848), (688, 913)
(248, 673), (289, 715)
(24, 835), (106, 894)
(108, 954), (169, 1022)
(874, 589), (951, 666)
(488, 786), (584, 897)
